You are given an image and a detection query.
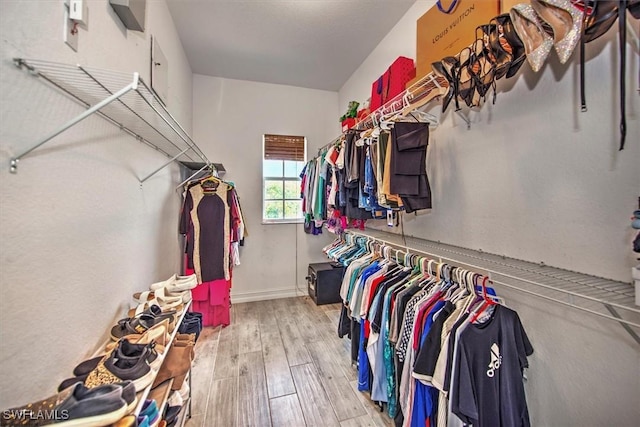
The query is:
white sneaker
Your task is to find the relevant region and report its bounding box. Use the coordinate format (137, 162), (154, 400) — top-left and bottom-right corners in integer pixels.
(167, 391), (183, 408)
(177, 377), (190, 401)
(168, 274), (198, 292)
(150, 274), (177, 291)
(150, 274), (198, 292)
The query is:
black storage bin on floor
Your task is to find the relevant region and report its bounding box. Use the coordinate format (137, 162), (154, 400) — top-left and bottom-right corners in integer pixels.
(307, 262), (344, 305)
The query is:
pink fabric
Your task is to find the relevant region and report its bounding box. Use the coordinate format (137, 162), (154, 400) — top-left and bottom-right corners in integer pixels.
(185, 264), (231, 327)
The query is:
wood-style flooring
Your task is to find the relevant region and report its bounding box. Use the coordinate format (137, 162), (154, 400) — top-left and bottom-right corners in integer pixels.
(186, 297), (393, 427)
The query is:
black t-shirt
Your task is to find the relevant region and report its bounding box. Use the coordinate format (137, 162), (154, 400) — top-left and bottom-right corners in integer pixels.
(451, 305), (534, 427)
(413, 301), (455, 377)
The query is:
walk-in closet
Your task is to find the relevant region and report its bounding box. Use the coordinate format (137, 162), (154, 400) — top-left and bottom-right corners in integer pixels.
(0, 1), (638, 426)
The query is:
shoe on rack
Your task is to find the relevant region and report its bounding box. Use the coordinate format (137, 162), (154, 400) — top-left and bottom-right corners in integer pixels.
(113, 414), (138, 427)
(84, 348), (153, 392)
(2, 382), (128, 427)
(183, 311), (202, 322)
(149, 274), (177, 291)
(167, 391), (183, 408)
(176, 377), (190, 402)
(137, 415), (150, 427)
(629, 0), (640, 19)
(490, 13), (527, 79)
(510, 3), (554, 72)
(73, 340), (162, 378)
(431, 56), (460, 112)
(57, 380), (136, 412)
(162, 404), (182, 427)
(111, 309), (176, 341)
(531, 0), (583, 64)
(133, 288), (187, 309)
(174, 333), (196, 346)
(151, 341), (195, 389)
(128, 300), (184, 318)
(112, 381), (138, 415)
(58, 375), (89, 392)
(177, 317), (202, 341)
(150, 274), (198, 291)
(456, 47), (481, 108)
(106, 319), (170, 353)
(139, 400), (160, 427)
(170, 274), (198, 292)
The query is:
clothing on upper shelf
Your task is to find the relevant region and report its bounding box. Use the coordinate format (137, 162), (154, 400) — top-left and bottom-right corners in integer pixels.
(324, 235), (534, 427)
(301, 118), (434, 233)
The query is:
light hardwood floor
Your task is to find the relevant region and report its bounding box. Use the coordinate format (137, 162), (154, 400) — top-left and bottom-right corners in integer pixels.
(187, 297), (394, 427)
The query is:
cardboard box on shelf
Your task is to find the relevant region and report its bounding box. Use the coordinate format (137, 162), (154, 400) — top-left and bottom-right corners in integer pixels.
(501, 0), (529, 14)
(370, 56), (416, 112)
(414, 0), (500, 80)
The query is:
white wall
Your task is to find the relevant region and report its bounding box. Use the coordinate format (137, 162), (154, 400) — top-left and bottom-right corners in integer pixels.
(338, 1), (640, 425)
(0, 0), (192, 407)
(192, 75), (338, 302)
(340, 0), (639, 283)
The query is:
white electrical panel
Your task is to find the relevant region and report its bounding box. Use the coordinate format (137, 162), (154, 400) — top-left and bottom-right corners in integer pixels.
(69, 0), (89, 26)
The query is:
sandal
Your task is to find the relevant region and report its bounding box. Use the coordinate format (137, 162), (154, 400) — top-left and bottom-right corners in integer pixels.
(110, 314), (159, 341)
(431, 56), (460, 112)
(488, 16), (517, 81)
(110, 306), (175, 341)
(105, 319), (170, 352)
(493, 13), (527, 79)
(133, 287), (187, 306)
(469, 35), (497, 103)
(128, 299), (184, 318)
(457, 47), (479, 108)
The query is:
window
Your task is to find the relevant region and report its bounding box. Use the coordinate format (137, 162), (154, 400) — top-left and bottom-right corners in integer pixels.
(263, 134), (306, 223)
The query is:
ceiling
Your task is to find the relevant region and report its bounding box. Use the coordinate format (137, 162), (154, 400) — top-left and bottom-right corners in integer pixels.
(166, 0), (416, 91)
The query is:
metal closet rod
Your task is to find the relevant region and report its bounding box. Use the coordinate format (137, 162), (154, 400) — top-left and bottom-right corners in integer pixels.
(10, 59), (209, 181)
(176, 163), (212, 190)
(316, 72), (471, 157)
(342, 229), (640, 331)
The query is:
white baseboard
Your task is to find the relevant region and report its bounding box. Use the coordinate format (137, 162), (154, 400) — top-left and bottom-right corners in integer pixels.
(230, 287), (306, 304)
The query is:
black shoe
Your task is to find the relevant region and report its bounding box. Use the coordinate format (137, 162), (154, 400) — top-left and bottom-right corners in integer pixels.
(4, 382), (129, 427)
(72, 340), (159, 377)
(84, 348), (153, 392)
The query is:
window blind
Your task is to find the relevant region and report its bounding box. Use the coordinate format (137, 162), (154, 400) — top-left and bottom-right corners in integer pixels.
(264, 134), (305, 162)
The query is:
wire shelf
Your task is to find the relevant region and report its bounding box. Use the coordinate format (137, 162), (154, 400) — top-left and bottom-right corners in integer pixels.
(344, 228), (640, 334)
(12, 59), (210, 180)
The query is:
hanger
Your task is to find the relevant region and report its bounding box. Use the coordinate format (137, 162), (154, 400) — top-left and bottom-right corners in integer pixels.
(400, 73), (448, 116)
(393, 90), (440, 126)
(470, 276), (499, 323)
(200, 174), (223, 193)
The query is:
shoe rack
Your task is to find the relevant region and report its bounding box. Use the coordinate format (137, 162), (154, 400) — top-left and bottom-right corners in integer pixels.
(134, 300), (193, 420)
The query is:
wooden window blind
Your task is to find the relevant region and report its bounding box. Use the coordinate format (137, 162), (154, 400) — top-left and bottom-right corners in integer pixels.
(264, 134), (305, 162)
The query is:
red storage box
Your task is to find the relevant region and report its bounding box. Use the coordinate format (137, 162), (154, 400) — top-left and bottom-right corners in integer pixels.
(342, 118), (356, 132)
(370, 56), (416, 112)
(356, 108), (370, 121)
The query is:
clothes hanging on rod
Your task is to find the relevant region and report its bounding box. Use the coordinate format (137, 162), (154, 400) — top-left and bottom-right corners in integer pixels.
(323, 234), (533, 427)
(301, 115), (434, 234)
(179, 173), (247, 327)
